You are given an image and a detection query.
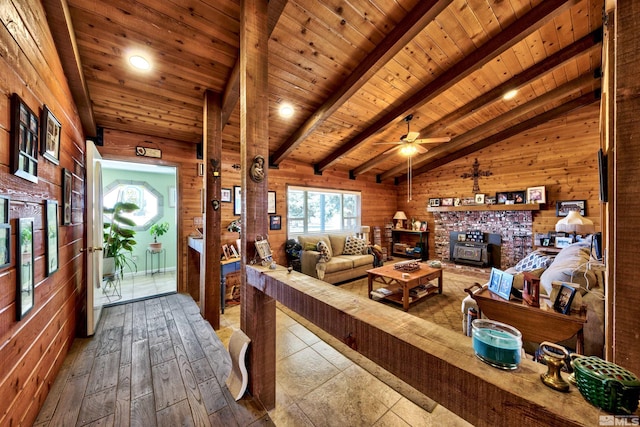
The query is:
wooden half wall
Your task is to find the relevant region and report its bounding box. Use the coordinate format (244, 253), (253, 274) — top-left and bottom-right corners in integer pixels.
(245, 265), (602, 426)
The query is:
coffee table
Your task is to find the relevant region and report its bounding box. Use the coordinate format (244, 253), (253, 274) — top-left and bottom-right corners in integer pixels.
(367, 263), (443, 311)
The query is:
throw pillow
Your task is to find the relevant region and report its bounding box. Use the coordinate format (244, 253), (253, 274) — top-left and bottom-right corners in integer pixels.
(317, 241), (331, 262)
(343, 236), (367, 255)
(514, 251), (556, 272)
(303, 242), (317, 251)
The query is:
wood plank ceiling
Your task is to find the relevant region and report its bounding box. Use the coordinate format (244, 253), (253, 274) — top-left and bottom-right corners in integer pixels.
(54, 0), (603, 183)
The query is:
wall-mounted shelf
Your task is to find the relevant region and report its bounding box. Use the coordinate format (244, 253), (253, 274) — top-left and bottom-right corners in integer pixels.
(427, 204), (542, 213)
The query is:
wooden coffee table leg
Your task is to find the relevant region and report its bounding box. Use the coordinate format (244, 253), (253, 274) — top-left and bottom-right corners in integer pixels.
(368, 273), (373, 299)
(438, 270), (443, 294)
(403, 284), (410, 311)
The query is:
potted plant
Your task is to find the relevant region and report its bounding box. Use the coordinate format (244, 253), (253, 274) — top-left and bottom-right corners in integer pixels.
(149, 221), (170, 252)
(103, 201), (139, 277)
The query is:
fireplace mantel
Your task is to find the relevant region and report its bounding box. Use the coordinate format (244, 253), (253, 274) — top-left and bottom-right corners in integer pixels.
(427, 203), (541, 213)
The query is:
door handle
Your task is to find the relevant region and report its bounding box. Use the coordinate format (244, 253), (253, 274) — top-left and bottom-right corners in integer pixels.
(80, 247), (103, 253)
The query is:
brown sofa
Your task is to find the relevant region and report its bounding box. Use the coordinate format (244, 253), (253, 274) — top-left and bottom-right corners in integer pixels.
(298, 233), (374, 284)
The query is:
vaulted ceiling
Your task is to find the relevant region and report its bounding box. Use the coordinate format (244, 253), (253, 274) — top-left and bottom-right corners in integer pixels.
(46, 0), (603, 183)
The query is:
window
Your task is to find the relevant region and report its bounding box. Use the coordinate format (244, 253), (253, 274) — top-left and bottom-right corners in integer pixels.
(287, 186), (361, 237)
(104, 180), (164, 230)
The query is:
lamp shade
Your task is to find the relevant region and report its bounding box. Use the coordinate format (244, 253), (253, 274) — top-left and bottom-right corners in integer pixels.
(555, 210), (595, 234)
(393, 211), (407, 220)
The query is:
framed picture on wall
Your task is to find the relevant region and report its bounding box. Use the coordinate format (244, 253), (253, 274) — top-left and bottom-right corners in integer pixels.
(269, 215), (281, 230)
(10, 94), (39, 183)
(0, 196), (10, 269)
(221, 188), (232, 203)
(62, 168), (72, 225)
(556, 200), (586, 217)
(17, 218), (35, 320)
(45, 200), (59, 276)
(233, 186), (241, 215)
(40, 105), (61, 165)
(268, 191), (276, 214)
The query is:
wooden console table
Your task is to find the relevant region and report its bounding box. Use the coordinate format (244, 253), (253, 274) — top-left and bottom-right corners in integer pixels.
(466, 284), (587, 354)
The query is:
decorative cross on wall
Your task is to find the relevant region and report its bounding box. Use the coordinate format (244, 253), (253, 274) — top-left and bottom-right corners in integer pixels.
(460, 158), (492, 192)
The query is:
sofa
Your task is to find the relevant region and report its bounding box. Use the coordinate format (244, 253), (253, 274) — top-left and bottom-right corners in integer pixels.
(462, 237), (605, 357)
(298, 233), (375, 284)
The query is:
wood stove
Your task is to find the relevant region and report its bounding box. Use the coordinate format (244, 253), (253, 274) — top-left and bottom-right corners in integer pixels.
(450, 231), (501, 268)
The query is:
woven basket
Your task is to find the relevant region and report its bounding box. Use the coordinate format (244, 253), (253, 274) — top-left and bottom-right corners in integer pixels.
(573, 356), (640, 414)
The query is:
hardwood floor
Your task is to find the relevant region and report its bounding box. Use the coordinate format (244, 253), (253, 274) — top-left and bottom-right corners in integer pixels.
(34, 294), (273, 427)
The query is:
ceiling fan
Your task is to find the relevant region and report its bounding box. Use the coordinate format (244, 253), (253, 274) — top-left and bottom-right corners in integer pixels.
(375, 114), (451, 156)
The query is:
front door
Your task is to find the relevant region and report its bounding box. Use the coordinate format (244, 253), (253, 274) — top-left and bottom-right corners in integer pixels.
(86, 141), (104, 335)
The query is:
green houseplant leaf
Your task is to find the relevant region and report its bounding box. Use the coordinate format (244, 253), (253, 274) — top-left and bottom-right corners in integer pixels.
(103, 201), (139, 277)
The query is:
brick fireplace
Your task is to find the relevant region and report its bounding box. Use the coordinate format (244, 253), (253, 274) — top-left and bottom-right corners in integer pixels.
(432, 210), (534, 269)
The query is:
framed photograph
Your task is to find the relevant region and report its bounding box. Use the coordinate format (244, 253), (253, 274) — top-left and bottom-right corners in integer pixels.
(222, 244), (230, 260)
(428, 198), (440, 207)
(45, 200), (59, 276)
(40, 105), (61, 165)
(420, 221), (428, 232)
(488, 268), (513, 300)
(511, 191), (526, 204)
(0, 195), (9, 224)
(441, 197), (454, 206)
(488, 268), (502, 294)
(485, 196), (496, 205)
(17, 218), (35, 320)
(522, 272), (540, 307)
(556, 200), (586, 217)
(541, 238), (551, 247)
(233, 186), (241, 216)
(229, 244), (240, 258)
(0, 225), (10, 269)
(268, 191), (276, 214)
(270, 215), (281, 230)
(221, 188), (232, 203)
(496, 192), (508, 204)
(255, 239), (273, 262)
(475, 193), (485, 204)
(553, 283), (576, 315)
(497, 273), (514, 300)
(62, 168), (72, 225)
(10, 93), (39, 183)
(526, 186), (546, 204)
(555, 236), (573, 249)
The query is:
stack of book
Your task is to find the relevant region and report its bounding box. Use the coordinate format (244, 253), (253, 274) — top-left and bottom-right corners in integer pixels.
(370, 287), (398, 300)
(410, 283), (435, 299)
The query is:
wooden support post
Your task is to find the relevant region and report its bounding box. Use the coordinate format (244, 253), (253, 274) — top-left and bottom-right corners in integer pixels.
(201, 90), (222, 329)
(239, 0), (274, 409)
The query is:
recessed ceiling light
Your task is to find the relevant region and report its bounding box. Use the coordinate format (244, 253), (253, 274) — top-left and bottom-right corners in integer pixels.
(503, 89), (518, 100)
(129, 55), (150, 70)
(279, 104), (294, 118)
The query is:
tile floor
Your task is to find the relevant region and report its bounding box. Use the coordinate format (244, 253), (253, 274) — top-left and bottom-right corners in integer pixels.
(96, 269), (177, 307)
(217, 304), (472, 426)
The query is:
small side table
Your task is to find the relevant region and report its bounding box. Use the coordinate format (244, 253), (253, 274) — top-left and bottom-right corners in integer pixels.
(146, 248), (166, 275)
(102, 273), (122, 302)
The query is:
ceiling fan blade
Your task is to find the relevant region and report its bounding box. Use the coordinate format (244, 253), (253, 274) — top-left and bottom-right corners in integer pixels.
(415, 144), (428, 154)
(405, 131), (420, 142)
(373, 141), (403, 145)
(414, 136), (451, 144)
(381, 145), (403, 155)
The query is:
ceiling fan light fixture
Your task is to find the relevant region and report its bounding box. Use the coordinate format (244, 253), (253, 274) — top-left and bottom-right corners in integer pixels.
(400, 144), (418, 156)
(503, 89), (518, 100)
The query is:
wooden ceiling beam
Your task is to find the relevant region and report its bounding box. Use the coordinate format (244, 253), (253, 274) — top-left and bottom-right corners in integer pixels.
(220, 0), (287, 128)
(350, 29), (602, 178)
(315, 0), (578, 174)
(402, 92), (601, 181)
(268, 0), (453, 167)
(42, 0), (96, 137)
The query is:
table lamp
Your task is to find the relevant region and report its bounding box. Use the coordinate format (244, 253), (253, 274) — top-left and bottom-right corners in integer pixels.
(555, 210), (595, 235)
(393, 211), (407, 229)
